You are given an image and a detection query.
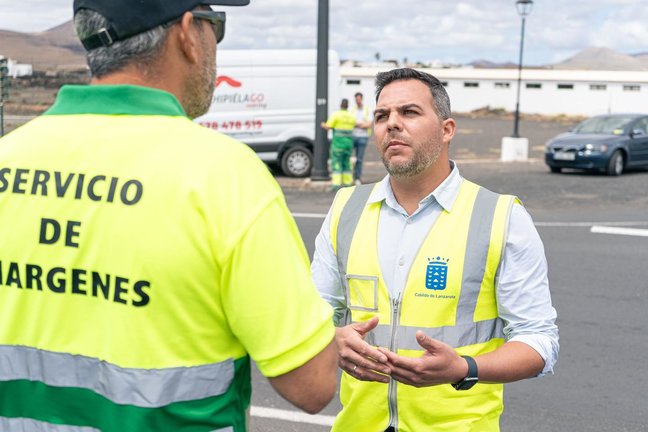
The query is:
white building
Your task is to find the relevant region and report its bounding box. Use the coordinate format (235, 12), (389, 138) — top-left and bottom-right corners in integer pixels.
(1, 57), (33, 77)
(339, 67), (648, 116)
(9, 58), (33, 77)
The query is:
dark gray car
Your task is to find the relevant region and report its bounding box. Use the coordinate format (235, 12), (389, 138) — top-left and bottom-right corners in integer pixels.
(544, 113), (648, 176)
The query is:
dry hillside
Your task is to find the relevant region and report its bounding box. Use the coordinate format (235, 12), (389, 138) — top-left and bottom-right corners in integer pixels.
(0, 20), (86, 71)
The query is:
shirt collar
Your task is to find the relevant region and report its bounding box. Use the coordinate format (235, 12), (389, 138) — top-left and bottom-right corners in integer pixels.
(44, 84), (187, 117)
(368, 161), (464, 215)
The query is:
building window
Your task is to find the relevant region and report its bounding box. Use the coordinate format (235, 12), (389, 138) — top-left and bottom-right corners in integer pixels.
(526, 83), (542, 89)
(346, 79), (361, 85)
(464, 82), (479, 88)
(557, 83), (574, 90)
(494, 82), (511, 88)
(623, 84), (640, 92)
(589, 84), (607, 91)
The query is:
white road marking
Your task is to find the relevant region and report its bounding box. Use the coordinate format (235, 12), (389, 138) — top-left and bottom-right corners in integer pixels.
(535, 221), (648, 227)
(292, 212), (327, 219)
(250, 406), (335, 426)
(590, 226), (648, 237)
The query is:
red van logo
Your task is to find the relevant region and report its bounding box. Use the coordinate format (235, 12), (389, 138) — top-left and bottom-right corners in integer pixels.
(215, 76), (242, 88)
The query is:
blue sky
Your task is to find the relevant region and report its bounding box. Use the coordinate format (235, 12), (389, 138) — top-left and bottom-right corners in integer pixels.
(0, 0), (646, 66)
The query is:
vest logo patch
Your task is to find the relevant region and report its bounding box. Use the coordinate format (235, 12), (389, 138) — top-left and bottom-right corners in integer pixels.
(426, 257), (449, 290)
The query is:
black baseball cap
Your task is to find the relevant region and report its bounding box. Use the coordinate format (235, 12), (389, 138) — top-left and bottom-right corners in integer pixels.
(74, 0), (249, 50)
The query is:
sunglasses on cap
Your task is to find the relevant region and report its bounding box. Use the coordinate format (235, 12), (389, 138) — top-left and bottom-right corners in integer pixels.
(165, 10), (226, 43)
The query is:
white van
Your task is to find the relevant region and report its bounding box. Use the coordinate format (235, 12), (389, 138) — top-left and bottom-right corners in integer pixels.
(196, 49), (340, 177)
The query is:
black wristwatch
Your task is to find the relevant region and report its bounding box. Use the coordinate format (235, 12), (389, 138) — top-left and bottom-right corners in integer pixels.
(452, 355), (478, 391)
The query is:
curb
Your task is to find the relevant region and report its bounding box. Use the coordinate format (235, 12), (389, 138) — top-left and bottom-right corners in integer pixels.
(276, 158), (544, 191)
(276, 177), (336, 192)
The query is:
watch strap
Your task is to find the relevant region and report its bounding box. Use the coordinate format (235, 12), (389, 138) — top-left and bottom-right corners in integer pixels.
(452, 355), (478, 390)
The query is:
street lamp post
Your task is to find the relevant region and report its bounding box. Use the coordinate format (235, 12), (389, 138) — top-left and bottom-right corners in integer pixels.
(511, 0), (533, 138)
(311, 0), (331, 180)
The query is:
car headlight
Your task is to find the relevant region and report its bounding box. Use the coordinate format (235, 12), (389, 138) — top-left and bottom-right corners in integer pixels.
(584, 143), (609, 152)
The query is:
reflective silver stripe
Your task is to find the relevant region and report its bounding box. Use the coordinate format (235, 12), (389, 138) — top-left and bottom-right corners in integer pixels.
(367, 318), (504, 350)
(211, 428), (234, 432)
(334, 130), (353, 137)
(345, 274), (379, 312)
(0, 417), (100, 432)
(0, 345), (234, 408)
(457, 187), (500, 325)
(366, 325), (391, 347)
(336, 184), (375, 324)
(336, 184), (374, 275)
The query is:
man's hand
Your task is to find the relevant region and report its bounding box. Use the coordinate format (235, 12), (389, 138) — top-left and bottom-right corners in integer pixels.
(336, 317), (391, 383)
(378, 331), (467, 387)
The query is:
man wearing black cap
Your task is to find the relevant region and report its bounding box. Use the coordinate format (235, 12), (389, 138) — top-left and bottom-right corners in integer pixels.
(0, 1), (337, 431)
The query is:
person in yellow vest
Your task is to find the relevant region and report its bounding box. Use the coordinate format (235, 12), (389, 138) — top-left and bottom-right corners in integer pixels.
(311, 68), (559, 432)
(321, 98), (356, 191)
(349, 92), (373, 185)
(0, 1), (338, 431)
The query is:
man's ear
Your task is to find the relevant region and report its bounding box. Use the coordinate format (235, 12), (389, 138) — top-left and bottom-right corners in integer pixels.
(175, 12), (200, 64)
(442, 118), (457, 143)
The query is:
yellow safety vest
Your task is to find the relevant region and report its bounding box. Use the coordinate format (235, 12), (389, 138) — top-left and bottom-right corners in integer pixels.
(0, 85), (334, 432)
(330, 180), (517, 432)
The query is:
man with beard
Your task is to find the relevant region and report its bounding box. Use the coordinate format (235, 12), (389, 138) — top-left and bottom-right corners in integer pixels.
(311, 68), (559, 431)
(0, 1), (338, 430)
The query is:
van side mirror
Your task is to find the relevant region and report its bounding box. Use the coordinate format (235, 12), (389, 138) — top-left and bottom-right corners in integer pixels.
(630, 129), (645, 138)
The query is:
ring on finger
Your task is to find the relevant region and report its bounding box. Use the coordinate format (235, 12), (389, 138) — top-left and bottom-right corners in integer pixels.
(353, 365), (357, 373)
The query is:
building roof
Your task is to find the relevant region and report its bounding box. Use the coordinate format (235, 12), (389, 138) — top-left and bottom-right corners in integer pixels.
(340, 66), (648, 84)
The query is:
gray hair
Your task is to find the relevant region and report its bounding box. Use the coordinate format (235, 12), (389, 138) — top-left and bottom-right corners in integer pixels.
(375, 68), (451, 120)
(74, 9), (171, 78)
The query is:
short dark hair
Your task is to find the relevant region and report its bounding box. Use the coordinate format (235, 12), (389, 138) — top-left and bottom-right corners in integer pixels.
(341, 98), (349, 109)
(354, 92), (363, 98)
(375, 68), (451, 120)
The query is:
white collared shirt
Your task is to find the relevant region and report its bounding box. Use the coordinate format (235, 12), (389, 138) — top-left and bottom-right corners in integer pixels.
(311, 163), (559, 376)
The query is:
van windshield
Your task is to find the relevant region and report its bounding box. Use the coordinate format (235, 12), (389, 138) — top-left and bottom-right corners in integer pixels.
(573, 116), (634, 134)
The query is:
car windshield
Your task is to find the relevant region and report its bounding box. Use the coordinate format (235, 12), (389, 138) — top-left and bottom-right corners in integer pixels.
(573, 116), (635, 134)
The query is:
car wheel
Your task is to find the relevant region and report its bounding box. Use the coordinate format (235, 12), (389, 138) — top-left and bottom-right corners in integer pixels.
(550, 166), (561, 173)
(280, 145), (313, 177)
(606, 151), (624, 176)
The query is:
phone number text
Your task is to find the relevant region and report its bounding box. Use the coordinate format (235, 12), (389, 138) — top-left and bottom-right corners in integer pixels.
(200, 120), (263, 131)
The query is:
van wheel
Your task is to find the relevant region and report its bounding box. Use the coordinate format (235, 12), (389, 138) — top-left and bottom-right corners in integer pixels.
(550, 166), (561, 173)
(606, 151), (624, 176)
(281, 145), (313, 177)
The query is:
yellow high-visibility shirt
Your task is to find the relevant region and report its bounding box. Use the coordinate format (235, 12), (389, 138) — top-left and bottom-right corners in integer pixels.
(0, 84), (334, 431)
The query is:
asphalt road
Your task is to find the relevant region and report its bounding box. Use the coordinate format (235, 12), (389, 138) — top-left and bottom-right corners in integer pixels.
(249, 116), (648, 432)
